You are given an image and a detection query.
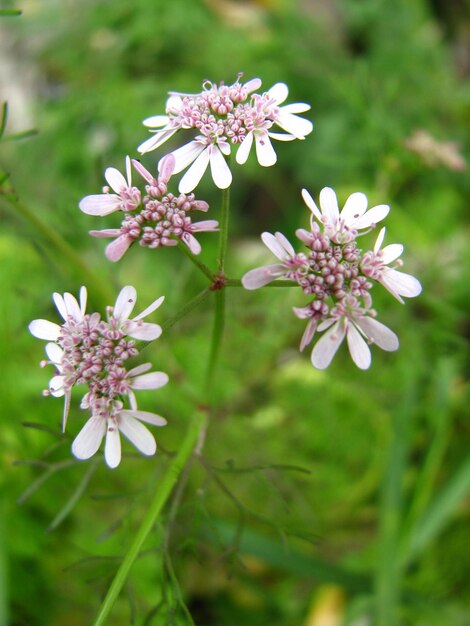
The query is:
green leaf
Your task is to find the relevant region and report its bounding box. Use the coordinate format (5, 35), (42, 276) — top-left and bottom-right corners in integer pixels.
(0, 102), (7, 138)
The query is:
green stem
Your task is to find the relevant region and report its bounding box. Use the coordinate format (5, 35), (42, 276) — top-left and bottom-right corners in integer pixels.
(217, 186), (230, 272)
(177, 241), (215, 282)
(92, 408), (208, 626)
(161, 288), (212, 333)
(1, 194), (114, 305)
(205, 289), (225, 394)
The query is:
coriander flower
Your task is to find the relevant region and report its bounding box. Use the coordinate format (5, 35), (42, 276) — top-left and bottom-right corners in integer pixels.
(301, 187), (389, 244)
(361, 227), (422, 303)
(138, 75), (312, 192)
(29, 286), (169, 466)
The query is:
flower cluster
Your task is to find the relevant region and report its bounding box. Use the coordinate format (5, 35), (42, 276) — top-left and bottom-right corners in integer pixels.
(242, 187), (422, 369)
(79, 155), (218, 260)
(138, 75), (313, 192)
(29, 287), (168, 468)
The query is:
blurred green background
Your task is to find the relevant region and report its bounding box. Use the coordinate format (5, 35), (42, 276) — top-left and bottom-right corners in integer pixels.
(1, 0), (469, 624)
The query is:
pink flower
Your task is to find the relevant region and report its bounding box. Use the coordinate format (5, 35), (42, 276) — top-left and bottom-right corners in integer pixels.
(361, 228), (422, 303)
(301, 187), (389, 244)
(310, 298), (399, 370)
(241, 232), (309, 289)
(79, 156), (141, 216)
(107, 285), (164, 341)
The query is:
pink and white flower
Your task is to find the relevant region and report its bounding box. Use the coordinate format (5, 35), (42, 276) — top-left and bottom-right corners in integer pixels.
(301, 187), (390, 244)
(106, 286), (164, 341)
(310, 297), (399, 370)
(361, 228), (422, 303)
(72, 398), (167, 469)
(241, 231), (309, 289)
(79, 156), (141, 216)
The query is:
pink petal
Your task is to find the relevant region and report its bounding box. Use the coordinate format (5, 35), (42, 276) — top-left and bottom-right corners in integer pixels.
(52, 293), (67, 320)
(120, 410), (167, 427)
(127, 363), (153, 377)
(49, 375), (65, 397)
(90, 229), (122, 238)
(181, 232), (202, 254)
(244, 78), (262, 93)
(45, 342), (63, 364)
(381, 244), (404, 264)
(354, 316), (399, 351)
(380, 268), (422, 301)
(138, 128), (178, 154)
(159, 153), (176, 183)
(170, 141), (205, 174)
(117, 414), (157, 456)
(124, 321), (162, 340)
(72, 416), (106, 460)
(301, 189), (322, 222)
(105, 235), (134, 262)
(241, 264), (287, 289)
(63, 292), (82, 322)
(131, 159), (155, 184)
(190, 220), (219, 233)
(132, 296), (165, 321)
(261, 231), (292, 260)
(319, 187), (340, 224)
(299, 318), (318, 351)
(340, 192), (368, 224)
(353, 204), (389, 229)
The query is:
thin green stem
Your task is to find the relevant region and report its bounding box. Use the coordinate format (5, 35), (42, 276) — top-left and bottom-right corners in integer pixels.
(217, 186), (230, 272)
(92, 408), (208, 626)
(205, 289), (225, 394)
(161, 288), (212, 333)
(177, 241), (215, 282)
(1, 194), (114, 305)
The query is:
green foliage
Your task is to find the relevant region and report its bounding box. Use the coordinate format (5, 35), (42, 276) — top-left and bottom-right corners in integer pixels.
(1, 0), (469, 624)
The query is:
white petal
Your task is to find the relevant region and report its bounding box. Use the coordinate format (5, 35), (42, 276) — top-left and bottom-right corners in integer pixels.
(209, 147), (232, 189)
(133, 296), (165, 321)
(261, 232), (291, 261)
(104, 421), (121, 468)
(114, 286), (137, 322)
(170, 141), (205, 174)
(49, 375), (65, 397)
(79, 287), (87, 316)
(301, 189), (322, 222)
(158, 154), (175, 183)
(274, 231), (296, 257)
(346, 323), (371, 369)
(381, 243), (404, 264)
(72, 416), (106, 460)
(353, 204), (389, 229)
(52, 293), (67, 321)
(79, 194), (121, 216)
(341, 192), (368, 224)
(279, 103), (311, 114)
(127, 363), (153, 377)
(117, 414), (157, 456)
(63, 292), (82, 322)
(267, 82), (289, 105)
(138, 128), (178, 154)
(178, 148), (210, 193)
(241, 264), (288, 289)
(319, 187), (340, 224)
(120, 410), (167, 427)
(29, 319), (61, 341)
(311, 320), (346, 369)
(124, 321), (162, 341)
(267, 132), (296, 141)
(299, 318), (318, 352)
(354, 316), (399, 351)
(275, 112), (313, 138)
(130, 371), (169, 390)
(254, 133), (277, 167)
(105, 167), (127, 193)
(45, 342), (63, 364)
(236, 132), (253, 164)
(374, 227), (386, 253)
(143, 115), (170, 128)
(244, 78), (262, 93)
(62, 391), (71, 432)
(380, 268), (422, 300)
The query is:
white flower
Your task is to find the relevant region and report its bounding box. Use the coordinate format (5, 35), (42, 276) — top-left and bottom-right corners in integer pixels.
(361, 228), (422, 303)
(109, 286), (165, 341)
(242, 231), (308, 289)
(72, 398), (167, 469)
(162, 137), (232, 194)
(236, 82), (313, 167)
(301, 187), (390, 244)
(79, 156), (141, 216)
(311, 299), (399, 370)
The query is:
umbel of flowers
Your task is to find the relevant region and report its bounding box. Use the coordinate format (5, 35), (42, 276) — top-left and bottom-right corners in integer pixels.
(138, 75), (313, 192)
(242, 187), (422, 370)
(79, 154), (218, 261)
(29, 287), (168, 468)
